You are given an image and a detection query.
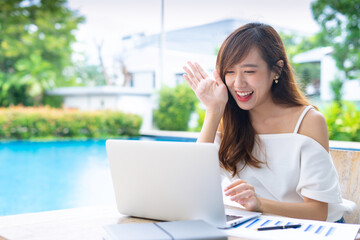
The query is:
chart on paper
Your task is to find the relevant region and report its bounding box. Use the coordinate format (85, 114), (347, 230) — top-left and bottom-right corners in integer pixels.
(224, 215), (360, 240)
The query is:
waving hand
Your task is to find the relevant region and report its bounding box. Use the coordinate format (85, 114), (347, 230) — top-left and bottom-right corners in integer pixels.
(183, 61), (228, 115)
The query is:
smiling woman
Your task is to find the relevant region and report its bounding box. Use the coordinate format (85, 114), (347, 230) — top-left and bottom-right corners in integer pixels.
(183, 22), (354, 223)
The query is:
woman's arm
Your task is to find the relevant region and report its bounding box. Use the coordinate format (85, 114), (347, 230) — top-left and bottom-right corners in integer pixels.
(183, 62), (228, 143)
(259, 197), (328, 221)
(197, 110), (223, 143)
(224, 179), (328, 221)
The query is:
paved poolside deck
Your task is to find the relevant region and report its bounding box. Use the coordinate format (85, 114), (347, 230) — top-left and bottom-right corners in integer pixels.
(140, 129), (200, 139)
(0, 205), (247, 240)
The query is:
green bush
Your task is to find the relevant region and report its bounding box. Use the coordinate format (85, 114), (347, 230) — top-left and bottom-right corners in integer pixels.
(192, 105), (205, 132)
(0, 106), (142, 140)
(322, 101), (360, 141)
(154, 84), (198, 131)
(329, 78), (343, 103)
(42, 95), (64, 108)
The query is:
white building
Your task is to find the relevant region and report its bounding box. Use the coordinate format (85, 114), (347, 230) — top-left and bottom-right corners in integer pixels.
(47, 19), (305, 131)
(293, 47), (360, 101)
(123, 18), (255, 89)
(46, 87), (154, 130)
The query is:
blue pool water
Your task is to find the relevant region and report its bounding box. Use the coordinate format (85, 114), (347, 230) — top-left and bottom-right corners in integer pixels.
(0, 136), (196, 216)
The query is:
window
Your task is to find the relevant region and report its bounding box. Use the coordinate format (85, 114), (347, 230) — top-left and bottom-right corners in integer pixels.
(175, 72), (185, 85)
(130, 71), (155, 89)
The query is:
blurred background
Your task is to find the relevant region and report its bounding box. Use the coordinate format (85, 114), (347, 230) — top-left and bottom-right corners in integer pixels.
(1, 0), (359, 140)
(0, 0), (359, 217)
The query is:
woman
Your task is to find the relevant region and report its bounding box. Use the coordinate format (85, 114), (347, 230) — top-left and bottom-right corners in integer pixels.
(183, 23), (352, 222)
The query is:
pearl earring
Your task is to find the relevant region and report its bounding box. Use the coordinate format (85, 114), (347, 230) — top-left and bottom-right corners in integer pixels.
(274, 75), (279, 84)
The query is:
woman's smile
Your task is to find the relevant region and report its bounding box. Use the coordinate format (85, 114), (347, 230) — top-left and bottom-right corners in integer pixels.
(236, 90), (254, 102)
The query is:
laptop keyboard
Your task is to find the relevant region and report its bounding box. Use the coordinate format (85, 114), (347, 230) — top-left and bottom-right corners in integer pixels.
(226, 215), (243, 221)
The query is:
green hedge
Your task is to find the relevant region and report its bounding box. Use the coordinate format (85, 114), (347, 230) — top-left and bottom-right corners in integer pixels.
(322, 101), (360, 142)
(0, 106), (142, 139)
(153, 84), (198, 131)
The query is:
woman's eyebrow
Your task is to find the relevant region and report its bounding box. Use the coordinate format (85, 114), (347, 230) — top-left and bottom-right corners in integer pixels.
(240, 64), (258, 68)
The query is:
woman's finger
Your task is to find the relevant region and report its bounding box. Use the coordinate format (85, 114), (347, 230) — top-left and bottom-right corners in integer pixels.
(183, 66), (195, 79)
(230, 189), (254, 202)
(183, 74), (196, 90)
(187, 61), (203, 82)
(195, 62), (209, 79)
(183, 66), (199, 87)
(213, 70), (224, 86)
(224, 179), (246, 191)
(225, 182), (249, 196)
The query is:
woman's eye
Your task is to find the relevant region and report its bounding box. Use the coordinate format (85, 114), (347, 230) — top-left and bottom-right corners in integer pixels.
(245, 71), (255, 74)
(225, 71), (235, 74)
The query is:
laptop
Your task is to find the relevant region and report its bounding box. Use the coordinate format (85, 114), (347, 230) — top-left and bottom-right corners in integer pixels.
(106, 139), (261, 229)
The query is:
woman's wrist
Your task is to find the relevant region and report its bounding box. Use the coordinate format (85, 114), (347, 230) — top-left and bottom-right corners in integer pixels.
(257, 197), (265, 213)
(204, 110), (223, 127)
(197, 108), (223, 143)
(205, 106), (225, 119)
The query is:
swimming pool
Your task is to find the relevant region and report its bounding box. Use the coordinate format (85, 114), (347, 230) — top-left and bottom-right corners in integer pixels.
(0, 136), (196, 216)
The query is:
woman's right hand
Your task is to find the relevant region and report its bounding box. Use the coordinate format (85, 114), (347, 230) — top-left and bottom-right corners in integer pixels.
(183, 61), (228, 115)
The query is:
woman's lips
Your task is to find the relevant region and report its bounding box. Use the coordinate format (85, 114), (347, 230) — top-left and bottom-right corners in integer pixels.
(236, 91), (254, 102)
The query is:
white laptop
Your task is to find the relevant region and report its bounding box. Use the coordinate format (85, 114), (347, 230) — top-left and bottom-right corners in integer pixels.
(106, 139), (261, 229)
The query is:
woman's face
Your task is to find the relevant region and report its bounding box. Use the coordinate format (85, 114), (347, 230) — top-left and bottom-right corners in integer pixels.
(224, 47), (277, 111)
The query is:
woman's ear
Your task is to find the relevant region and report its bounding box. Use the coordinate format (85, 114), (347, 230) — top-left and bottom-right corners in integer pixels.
(275, 60), (284, 76)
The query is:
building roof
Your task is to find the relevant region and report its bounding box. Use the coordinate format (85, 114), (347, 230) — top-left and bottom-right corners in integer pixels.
(46, 86), (153, 96)
(292, 46), (333, 63)
(130, 18), (300, 55)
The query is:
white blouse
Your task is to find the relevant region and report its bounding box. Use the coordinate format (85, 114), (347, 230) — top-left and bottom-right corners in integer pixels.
(217, 106), (355, 222)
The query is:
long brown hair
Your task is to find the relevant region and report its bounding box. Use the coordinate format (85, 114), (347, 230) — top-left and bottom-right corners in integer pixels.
(216, 23), (310, 177)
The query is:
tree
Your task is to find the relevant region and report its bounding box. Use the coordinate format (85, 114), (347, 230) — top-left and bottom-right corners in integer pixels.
(311, 0), (360, 79)
(72, 55), (107, 87)
(0, 0), (84, 106)
(279, 32), (324, 93)
(279, 31), (328, 61)
(154, 84), (198, 131)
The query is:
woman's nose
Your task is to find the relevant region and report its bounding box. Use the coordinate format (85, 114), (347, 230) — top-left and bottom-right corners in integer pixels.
(234, 73), (246, 88)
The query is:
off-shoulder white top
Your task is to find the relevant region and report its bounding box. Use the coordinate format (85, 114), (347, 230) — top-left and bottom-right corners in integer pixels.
(217, 106), (355, 222)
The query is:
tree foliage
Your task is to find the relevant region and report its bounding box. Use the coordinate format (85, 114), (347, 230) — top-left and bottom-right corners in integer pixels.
(154, 84), (198, 131)
(279, 32), (324, 93)
(322, 101), (360, 141)
(280, 32), (327, 61)
(0, 0), (84, 106)
(73, 59), (107, 86)
(311, 0), (360, 79)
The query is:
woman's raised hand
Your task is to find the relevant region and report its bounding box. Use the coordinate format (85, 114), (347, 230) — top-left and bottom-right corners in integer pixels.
(183, 61), (228, 115)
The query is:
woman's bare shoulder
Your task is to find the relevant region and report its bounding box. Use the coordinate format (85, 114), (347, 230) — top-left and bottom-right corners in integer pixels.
(298, 108), (329, 152)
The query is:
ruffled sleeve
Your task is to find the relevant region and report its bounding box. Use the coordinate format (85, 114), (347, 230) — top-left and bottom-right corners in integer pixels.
(296, 136), (342, 204)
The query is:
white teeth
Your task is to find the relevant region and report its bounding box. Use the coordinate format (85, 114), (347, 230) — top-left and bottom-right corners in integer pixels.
(236, 91), (254, 97)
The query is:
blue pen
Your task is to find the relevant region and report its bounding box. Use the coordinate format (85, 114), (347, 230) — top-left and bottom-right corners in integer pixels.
(256, 224), (302, 231)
